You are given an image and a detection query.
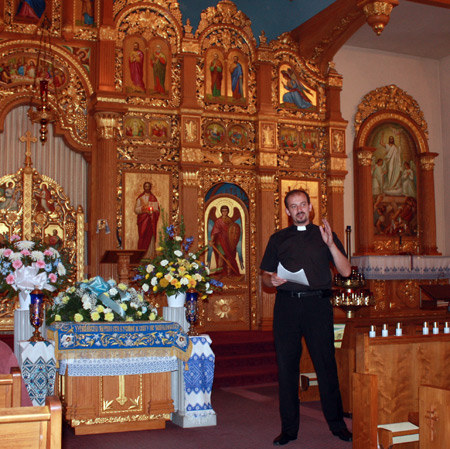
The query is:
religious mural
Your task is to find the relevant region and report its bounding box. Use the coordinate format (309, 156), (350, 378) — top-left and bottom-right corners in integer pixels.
(369, 122), (418, 237)
(124, 38), (170, 97)
(123, 172), (170, 260)
(279, 64), (316, 110)
(76, 0), (95, 27)
(205, 183), (248, 280)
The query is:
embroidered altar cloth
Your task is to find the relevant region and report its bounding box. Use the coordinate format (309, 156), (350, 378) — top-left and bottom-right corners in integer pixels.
(351, 255), (450, 280)
(47, 321), (192, 366)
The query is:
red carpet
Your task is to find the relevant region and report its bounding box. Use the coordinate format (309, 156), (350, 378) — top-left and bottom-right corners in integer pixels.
(61, 383), (352, 449)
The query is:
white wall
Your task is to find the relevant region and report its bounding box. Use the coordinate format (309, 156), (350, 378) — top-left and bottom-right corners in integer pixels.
(333, 46), (447, 255)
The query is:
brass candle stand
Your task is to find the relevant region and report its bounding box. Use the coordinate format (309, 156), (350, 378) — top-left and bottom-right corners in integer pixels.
(332, 267), (375, 318)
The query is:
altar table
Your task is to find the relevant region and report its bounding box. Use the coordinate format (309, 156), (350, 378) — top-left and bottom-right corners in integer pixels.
(47, 320), (192, 435)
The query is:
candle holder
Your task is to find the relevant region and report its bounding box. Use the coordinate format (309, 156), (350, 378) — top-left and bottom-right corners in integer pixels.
(185, 289), (199, 336)
(29, 289), (45, 342)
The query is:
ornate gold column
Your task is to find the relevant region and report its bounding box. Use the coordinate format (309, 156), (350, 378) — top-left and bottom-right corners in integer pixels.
(90, 112), (121, 277)
(418, 152), (439, 254)
(98, 26), (117, 92)
(354, 146), (376, 254)
(180, 170), (200, 248)
(257, 172), (277, 330)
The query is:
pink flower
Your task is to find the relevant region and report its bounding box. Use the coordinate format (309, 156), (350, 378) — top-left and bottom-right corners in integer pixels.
(10, 235), (20, 242)
(21, 249), (31, 256)
(3, 249), (12, 257)
(12, 260), (23, 269)
(6, 274), (15, 285)
(44, 249), (52, 256)
(36, 260), (46, 269)
(48, 273), (57, 283)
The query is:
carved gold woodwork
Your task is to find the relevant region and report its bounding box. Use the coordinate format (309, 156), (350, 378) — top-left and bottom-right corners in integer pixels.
(418, 154), (436, 171)
(328, 178), (345, 194)
(95, 113), (121, 140)
(182, 171), (199, 187)
(326, 62), (344, 88)
(260, 123), (276, 149)
(0, 165), (84, 331)
(330, 157), (347, 171)
(356, 150), (373, 166)
(258, 174), (276, 191)
(0, 42), (92, 150)
(355, 85), (428, 139)
(258, 153), (277, 167)
(331, 129), (345, 153)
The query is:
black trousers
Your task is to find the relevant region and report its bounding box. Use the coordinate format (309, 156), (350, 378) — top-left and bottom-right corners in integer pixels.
(273, 291), (345, 437)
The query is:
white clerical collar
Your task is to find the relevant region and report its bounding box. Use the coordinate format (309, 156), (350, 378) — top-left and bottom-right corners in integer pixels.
(297, 226), (307, 231)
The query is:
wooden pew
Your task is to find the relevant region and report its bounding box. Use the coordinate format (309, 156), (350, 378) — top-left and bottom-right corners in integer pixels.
(352, 333), (450, 449)
(0, 367), (21, 408)
(0, 395), (62, 449)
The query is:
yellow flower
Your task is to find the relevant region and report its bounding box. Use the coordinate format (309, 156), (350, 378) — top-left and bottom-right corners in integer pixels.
(91, 312), (100, 321)
(97, 305), (104, 313)
(137, 311), (142, 317)
(170, 278), (178, 286)
(126, 317), (133, 322)
(105, 312), (114, 322)
(175, 281), (181, 289)
(74, 313), (83, 322)
(188, 278), (197, 288)
(160, 278), (169, 288)
(149, 312), (156, 321)
(153, 285), (158, 292)
(120, 303), (128, 311)
(55, 314), (62, 321)
(156, 272), (163, 278)
(118, 283), (127, 291)
(156, 246), (163, 252)
(201, 294), (207, 300)
(145, 274), (150, 279)
(62, 296), (69, 304)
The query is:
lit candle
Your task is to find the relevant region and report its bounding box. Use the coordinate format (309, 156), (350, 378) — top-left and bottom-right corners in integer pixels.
(369, 325), (376, 338)
(444, 322), (450, 334)
(382, 324), (388, 337)
(423, 322), (429, 335)
(395, 322), (402, 337)
(433, 322), (439, 335)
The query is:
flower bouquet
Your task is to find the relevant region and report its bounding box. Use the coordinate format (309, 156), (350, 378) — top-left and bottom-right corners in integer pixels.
(46, 276), (160, 324)
(135, 217), (222, 301)
(0, 234), (72, 310)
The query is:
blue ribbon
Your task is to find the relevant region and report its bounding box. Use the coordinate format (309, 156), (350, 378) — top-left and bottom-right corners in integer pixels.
(79, 276), (126, 319)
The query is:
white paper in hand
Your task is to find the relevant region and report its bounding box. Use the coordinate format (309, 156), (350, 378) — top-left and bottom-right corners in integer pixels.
(277, 263), (309, 286)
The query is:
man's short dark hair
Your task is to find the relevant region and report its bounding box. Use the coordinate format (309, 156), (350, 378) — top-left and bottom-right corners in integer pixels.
(284, 189), (311, 208)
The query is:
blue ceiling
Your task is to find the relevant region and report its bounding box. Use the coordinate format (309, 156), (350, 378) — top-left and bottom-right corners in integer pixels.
(178, 0), (335, 43)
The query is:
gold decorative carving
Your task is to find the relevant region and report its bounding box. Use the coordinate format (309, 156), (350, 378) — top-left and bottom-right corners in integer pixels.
(259, 152), (277, 167)
(182, 147), (204, 163)
(356, 150), (373, 166)
(331, 129), (345, 153)
(362, 1), (398, 36)
(95, 113), (121, 140)
(182, 40), (200, 54)
(99, 26), (117, 41)
(355, 85), (428, 139)
(184, 119), (198, 143)
(261, 123), (276, 149)
(258, 174), (276, 191)
(182, 171), (199, 187)
(330, 157), (347, 171)
(71, 414), (170, 427)
(418, 154), (436, 171)
(327, 62), (343, 88)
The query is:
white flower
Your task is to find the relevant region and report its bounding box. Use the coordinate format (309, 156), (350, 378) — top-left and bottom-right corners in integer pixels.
(31, 250), (44, 261)
(9, 252), (22, 261)
(189, 253), (197, 260)
(192, 262), (199, 269)
(103, 307), (112, 314)
(15, 240), (35, 251)
(180, 277), (189, 285)
(146, 264), (155, 273)
(174, 250), (183, 257)
(142, 283), (150, 292)
(109, 287), (118, 296)
(57, 263), (66, 276)
(150, 277), (158, 286)
(205, 282), (210, 291)
(160, 259), (169, 266)
(175, 236), (182, 241)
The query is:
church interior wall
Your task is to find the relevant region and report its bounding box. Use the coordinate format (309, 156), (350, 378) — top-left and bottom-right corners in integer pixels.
(334, 45), (446, 255)
(438, 54), (450, 256)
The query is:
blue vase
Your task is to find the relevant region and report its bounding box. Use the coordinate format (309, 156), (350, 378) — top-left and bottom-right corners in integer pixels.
(185, 289), (199, 336)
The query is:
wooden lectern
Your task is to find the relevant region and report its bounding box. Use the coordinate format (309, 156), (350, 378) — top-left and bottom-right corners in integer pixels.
(101, 250), (146, 285)
(419, 284), (450, 311)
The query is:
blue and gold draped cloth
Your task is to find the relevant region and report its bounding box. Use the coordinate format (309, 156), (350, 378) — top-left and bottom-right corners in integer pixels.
(47, 321), (192, 365)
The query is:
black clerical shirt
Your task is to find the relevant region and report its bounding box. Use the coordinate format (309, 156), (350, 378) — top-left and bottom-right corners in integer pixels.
(260, 223), (346, 292)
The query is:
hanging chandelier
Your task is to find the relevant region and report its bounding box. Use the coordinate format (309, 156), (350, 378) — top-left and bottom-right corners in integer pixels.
(359, 0), (399, 36)
(27, 17), (59, 145)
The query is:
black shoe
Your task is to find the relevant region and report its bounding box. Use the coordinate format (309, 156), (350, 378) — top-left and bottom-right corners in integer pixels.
(273, 433), (297, 446)
(332, 428), (352, 442)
